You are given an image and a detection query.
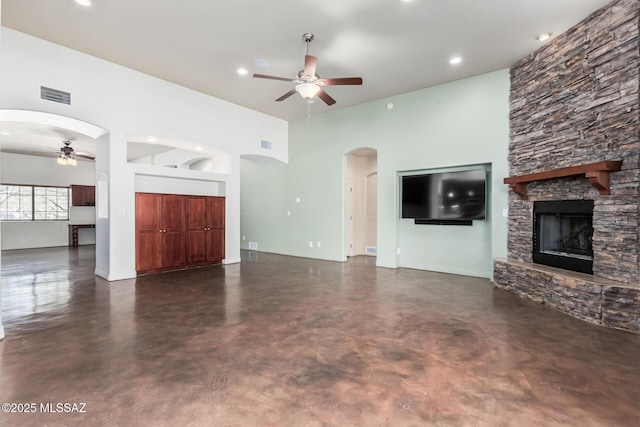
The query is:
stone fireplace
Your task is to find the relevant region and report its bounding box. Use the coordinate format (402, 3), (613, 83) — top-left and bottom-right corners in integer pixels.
(493, 0), (640, 333)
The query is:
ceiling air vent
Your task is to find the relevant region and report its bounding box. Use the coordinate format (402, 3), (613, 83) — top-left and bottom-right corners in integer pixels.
(260, 139), (272, 150)
(40, 86), (71, 105)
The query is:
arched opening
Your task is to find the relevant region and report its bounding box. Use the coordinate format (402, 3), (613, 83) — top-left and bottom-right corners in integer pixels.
(0, 110), (108, 140)
(345, 147), (378, 259)
(0, 110), (110, 340)
(0, 111), (108, 247)
(239, 154), (289, 167)
(127, 136), (232, 175)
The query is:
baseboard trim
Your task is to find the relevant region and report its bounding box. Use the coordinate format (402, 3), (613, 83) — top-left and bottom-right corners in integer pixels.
(98, 270), (138, 282)
(95, 268), (109, 280)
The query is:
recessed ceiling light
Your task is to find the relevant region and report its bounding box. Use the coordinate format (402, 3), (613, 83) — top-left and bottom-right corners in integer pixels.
(536, 32), (553, 41)
(255, 59), (269, 68)
(237, 68), (248, 76)
(147, 136), (157, 143)
(75, 0), (92, 6)
(449, 56), (463, 65)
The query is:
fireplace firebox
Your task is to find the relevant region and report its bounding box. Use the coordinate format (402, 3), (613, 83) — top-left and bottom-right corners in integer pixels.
(533, 200), (594, 274)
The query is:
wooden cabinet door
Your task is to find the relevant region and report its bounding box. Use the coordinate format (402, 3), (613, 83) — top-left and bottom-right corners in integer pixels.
(71, 185), (95, 206)
(186, 196), (207, 265)
(161, 194), (186, 269)
(206, 197), (225, 263)
(136, 193), (163, 272)
(206, 196), (225, 229)
(85, 186), (96, 206)
(71, 185), (83, 206)
(207, 228), (225, 262)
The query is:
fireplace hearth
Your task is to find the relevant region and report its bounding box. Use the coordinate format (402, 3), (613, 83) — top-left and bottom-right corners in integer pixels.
(533, 200), (594, 274)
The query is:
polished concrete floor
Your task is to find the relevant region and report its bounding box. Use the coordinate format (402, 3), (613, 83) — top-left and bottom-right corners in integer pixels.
(1, 246), (639, 426)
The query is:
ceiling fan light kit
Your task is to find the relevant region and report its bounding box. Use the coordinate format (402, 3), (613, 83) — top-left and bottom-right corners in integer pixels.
(253, 33), (363, 114)
(54, 140), (90, 166)
(295, 83), (321, 99)
(57, 155), (77, 166)
(57, 140), (77, 166)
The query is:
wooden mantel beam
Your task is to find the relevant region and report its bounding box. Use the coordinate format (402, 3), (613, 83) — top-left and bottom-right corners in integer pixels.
(504, 160), (622, 200)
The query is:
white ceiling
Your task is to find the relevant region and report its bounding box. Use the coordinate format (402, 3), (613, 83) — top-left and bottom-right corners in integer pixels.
(0, 121), (97, 161)
(0, 0), (614, 158)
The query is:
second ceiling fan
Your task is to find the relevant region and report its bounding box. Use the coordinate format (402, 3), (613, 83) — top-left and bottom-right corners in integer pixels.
(253, 33), (363, 106)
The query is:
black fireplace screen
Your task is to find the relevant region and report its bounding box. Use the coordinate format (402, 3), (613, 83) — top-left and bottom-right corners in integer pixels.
(537, 214), (593, 259)
(533, 200), (594, 274)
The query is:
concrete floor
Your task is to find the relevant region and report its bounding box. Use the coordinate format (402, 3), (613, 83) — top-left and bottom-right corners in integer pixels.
(1, 246), (639, 426)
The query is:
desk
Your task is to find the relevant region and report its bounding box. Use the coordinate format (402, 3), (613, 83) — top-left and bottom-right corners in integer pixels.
(69, 224), (95, 247)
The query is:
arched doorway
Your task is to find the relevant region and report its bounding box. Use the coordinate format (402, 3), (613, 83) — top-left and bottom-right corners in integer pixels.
(345, 148), (378, 258)
(0, 109), (109, 340)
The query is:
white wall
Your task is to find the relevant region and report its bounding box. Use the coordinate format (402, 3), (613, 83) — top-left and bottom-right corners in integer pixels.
(240, 70), (510, 278)
(0, 152), (96, 249)
(397, 164), (493, 278)
(0, 27), (288, 280)
(135, 174), (224, 196)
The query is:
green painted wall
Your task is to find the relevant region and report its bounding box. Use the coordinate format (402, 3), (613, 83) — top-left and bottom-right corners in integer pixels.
(241, 69), (510, 277)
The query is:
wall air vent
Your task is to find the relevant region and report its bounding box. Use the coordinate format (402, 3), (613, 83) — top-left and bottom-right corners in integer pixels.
(260, 140), (272, 150)
(40, 86), (71, 105)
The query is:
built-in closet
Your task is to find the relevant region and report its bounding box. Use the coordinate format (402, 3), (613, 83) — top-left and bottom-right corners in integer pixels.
(135, 193), (225, 274)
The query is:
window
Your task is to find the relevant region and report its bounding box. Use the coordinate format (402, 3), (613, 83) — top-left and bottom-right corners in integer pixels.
(0, 185), (70, 221)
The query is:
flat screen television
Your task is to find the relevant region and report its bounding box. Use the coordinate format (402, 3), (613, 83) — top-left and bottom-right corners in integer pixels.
(401, 169), (486, 221)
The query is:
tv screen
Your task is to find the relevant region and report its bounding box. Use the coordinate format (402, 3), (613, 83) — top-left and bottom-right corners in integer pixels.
(401, 169), (486, 221)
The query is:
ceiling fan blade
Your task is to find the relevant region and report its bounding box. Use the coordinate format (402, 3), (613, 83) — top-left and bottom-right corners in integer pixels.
(31, 151), (59, 158)
(76, 152), (95, 160)
(253, 73), (295, 82)
(32, 150), (95, 160)
(275, 89), (297, 102)
(317, 89), (336, 106)
(318, 77), (363, 86)
(304, 55), (318, 78)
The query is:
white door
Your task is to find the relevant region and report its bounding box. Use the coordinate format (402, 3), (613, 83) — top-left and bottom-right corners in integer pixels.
(346, 178), (354, 257)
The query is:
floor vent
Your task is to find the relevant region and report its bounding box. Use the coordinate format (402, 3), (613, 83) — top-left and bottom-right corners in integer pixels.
(248, 242), (258, 250)
(365, 246), (377, 256)
(40, 86), (71, 105)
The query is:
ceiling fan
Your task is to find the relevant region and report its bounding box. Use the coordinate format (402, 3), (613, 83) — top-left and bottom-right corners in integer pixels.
(48, 140), (95, 166)
(253, 33), (363, 106)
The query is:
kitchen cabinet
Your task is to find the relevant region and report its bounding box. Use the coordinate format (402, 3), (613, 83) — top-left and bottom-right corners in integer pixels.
(71, 185), (95, 206)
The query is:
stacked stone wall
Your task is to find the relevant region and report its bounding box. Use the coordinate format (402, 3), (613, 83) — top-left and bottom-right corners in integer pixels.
(507, 0), (639, 283)
(495, 0), (640, 332)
